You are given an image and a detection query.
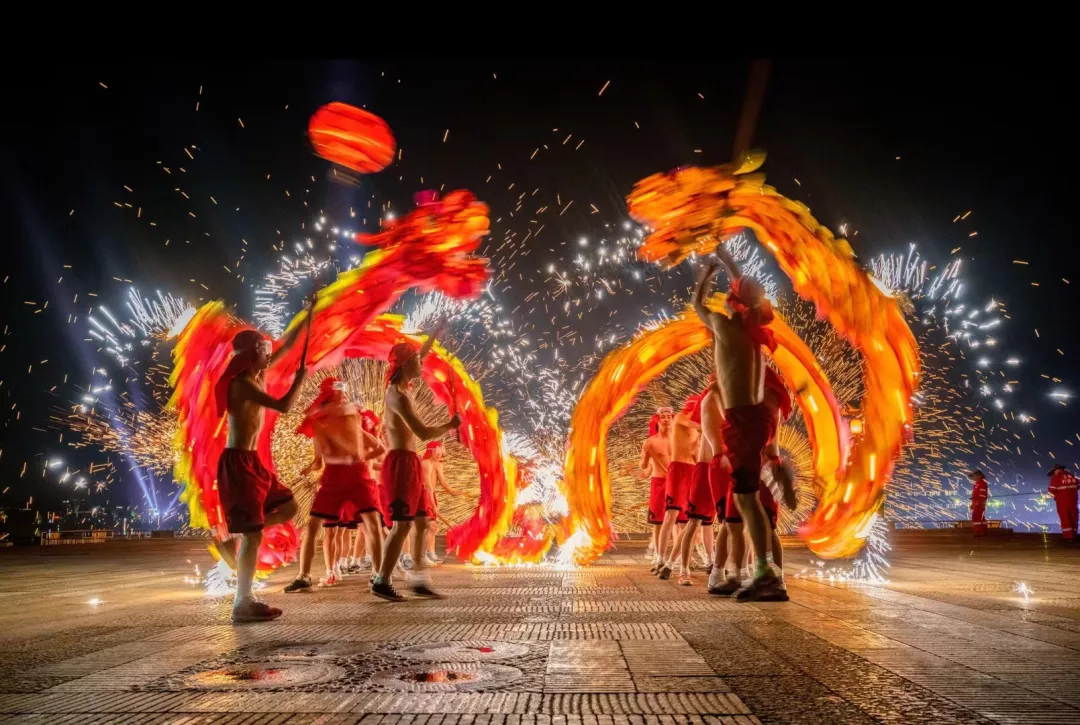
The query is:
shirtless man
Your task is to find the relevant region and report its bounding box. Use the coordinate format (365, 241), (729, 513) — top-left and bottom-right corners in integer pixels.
(419, 440), (465, 565)
(656, 396), (701, 580)
(640, 407), (673, 571)
(285, 377), (385, 593)
(678, 380), (721, 585)
(693, 248), (796, 600)
(215, 300), (311, 622)
(372, 324), (461, 602)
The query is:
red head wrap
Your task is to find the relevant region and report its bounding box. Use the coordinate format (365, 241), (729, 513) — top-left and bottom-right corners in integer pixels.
(423, 440), (444, 459)
(386, 341), (420, 386)
(296, 377), (346, 438)
(214, 329), (271, 419)
(764, 367), (793, 421)
(649, 406), (673, 436)
(728, 277), (776, 352)
(361, 408), (380, 434)
(682, 393), (705, 424)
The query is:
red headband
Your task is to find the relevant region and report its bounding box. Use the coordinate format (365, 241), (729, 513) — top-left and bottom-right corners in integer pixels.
(214, 329), (270, 418)
(764, 367), (793, 421)
(361, 408), (380, 434)
(423, 440), (444, 459)
(386, 341), (419, 386)
(682, 392), (705, 424)
(296, 377), (345, 437)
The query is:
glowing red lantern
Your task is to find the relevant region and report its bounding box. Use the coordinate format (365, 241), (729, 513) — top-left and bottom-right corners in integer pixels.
(308, 103), (395, 174)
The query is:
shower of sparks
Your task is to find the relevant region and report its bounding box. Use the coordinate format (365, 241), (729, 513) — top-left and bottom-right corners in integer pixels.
(1013, 581), (1035, 600)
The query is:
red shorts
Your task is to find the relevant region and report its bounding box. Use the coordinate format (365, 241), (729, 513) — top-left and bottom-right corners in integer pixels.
(721, 403), (775, 496)
(686, 462), (715, 523)
(665, 461), (693, 515)
(379, 450), (424, 521)
(647, 477), (666, 525)
(709, 454), (732, 518)
(216, 448), (294, 534)
(311, 464), (380, 522)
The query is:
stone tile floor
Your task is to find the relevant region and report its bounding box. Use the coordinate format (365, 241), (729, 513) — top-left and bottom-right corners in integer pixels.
(0, 534), (1078, 724)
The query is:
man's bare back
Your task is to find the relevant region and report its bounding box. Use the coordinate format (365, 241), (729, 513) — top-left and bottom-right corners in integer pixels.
(694, 255), (768, 410)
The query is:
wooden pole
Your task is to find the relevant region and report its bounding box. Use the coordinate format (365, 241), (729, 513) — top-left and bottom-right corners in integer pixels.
(731, 59), (772, 161)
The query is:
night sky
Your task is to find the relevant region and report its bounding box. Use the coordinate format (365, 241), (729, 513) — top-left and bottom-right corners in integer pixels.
(2, 59), (1077, 518)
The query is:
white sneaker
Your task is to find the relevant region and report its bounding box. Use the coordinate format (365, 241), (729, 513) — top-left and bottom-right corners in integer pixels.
(425, 552), (443, 566)
(360, 556), (373, 570)
(318, 573), (339, 588)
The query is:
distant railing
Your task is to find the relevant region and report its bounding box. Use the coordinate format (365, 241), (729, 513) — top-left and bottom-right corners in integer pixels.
(891, 520), (1006, 530)
(39, 530), (162, 545)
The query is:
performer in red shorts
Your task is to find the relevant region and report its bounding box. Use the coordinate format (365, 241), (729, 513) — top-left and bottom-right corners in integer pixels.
(693, 246), (797, 601)
(283, 377), (385, 593)
(639, 407), (673, 571)
(1049, 465), (1079, 542)
(371, 320), (461, 602)
(418, 440), (465, 565)
(655, 394), (701, 580)
(679, 380), (720, 585)
(214, 297), (312, 622)
(751, 366), (796, 600)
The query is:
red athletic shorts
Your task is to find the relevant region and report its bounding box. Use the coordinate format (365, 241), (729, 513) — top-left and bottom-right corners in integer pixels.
(721, 403), (775, 495)
(709, 454), (732, 519)
(665, 461), (693, 515)
(686, 461), (715, 523)
(380, 450), (424, 521)
(647, 476), (666, 525)
(216, 448), (294, 534)
(311, 464), (380, 522)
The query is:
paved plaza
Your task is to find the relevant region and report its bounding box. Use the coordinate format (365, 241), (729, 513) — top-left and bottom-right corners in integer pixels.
(1, 534), (1079, 724)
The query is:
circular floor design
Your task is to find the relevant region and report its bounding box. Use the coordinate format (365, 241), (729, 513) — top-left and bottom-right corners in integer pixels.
(182, 661), (345, 690)
(367, 662), (523, 692)
(395, 641), (529, 662)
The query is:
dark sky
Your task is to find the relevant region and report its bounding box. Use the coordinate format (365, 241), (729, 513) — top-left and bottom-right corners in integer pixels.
(2, 58), (1077, 513)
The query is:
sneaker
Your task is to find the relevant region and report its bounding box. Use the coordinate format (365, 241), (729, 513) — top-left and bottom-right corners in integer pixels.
(736, 570), (785, 602)
(425, 552), (443, 566)
(360, 556), (373, 570)
(347, 563), (361, 575)
(678, 571), (693, 586)
(410, 582), (445, 599)
(370, 579), (405, 602)
(657, 565), (673, 580)
(283, 576), (312, 594)
(231, 600), (282, 623)
(708, 578), (741, 596)
(400, 554), (415, 571)
(318, 574), (338, 588)
(648, 561), (660, 574)
(690, 559), (711, 572)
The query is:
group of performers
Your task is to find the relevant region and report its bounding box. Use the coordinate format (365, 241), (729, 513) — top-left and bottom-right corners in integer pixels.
(639, 246), (797, 602)
(214, 301), (462, 622)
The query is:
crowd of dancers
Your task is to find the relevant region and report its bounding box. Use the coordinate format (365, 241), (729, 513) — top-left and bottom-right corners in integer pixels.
(210, 244), (817, 621)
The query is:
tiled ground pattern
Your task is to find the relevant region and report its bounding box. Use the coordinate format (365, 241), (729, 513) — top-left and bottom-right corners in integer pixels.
(0, 535), (1078, 724)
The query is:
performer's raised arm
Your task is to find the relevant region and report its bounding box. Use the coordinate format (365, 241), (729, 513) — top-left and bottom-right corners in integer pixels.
(693, 263), (718, 326)
(269, 295), (315, 367)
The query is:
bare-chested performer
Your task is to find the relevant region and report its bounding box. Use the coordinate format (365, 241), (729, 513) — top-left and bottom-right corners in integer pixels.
(284, 377), (386, 593)
(418, 440), (465, 565)
(656, 395), (701, 580)
(678, 380), (721, 585)
(371, 324), (461, 602)
(215, 299), (312, 622)
(693, 249), (796, 601)
(640, 407), (673, 571)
